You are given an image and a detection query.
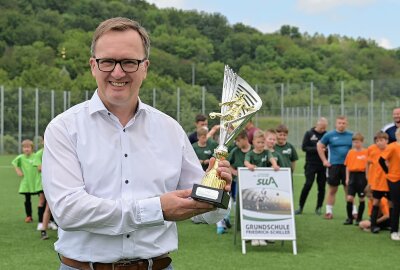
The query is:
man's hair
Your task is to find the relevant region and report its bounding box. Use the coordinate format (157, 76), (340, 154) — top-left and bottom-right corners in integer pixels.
(91, 17), (150, 59)
(195, 114), (207, 123)
(196, 127), (208, 137)
(336, 115), (347, 121)
(21, 139), (33, 148)
(374, 131), (388, 141)
(275, 124), (289, 134)
(352, 132), (364, 142)
(235, 130), (248, 140)
(253, 130), (265, 140)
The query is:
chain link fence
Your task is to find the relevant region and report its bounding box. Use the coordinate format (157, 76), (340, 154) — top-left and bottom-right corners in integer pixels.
(1, 78), (400, 154)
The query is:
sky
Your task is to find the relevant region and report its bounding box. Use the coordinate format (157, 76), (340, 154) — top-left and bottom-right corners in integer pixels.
(145, 0), (399, 49)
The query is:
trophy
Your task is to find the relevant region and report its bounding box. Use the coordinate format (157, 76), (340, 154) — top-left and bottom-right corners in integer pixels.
(191, 65), (262, 209)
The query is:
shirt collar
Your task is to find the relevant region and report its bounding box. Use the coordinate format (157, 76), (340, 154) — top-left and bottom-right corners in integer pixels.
(88, 90), (145, 116)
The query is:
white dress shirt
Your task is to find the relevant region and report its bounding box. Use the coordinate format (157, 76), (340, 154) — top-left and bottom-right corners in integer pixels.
(42, 91), (228, 263)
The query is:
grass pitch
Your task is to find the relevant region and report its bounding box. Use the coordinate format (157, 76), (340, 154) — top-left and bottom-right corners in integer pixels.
(0, 154), (398, 269)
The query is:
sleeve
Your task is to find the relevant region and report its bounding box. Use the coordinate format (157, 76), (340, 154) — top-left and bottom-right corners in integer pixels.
(319, 133), (329, 146)
(301, 131), (315, 153)
(42, 120), (164, 236)
(244, 151), (251, 163)
(290, 144), (299, 161)
(11, 155), (20, 168)
(344, 151), (350, 167)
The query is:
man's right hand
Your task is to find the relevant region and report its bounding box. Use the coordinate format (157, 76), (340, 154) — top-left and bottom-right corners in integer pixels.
(160, 189), (215, 221)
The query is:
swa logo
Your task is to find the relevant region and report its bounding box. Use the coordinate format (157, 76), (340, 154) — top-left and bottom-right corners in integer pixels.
(257, 177), (278, 188)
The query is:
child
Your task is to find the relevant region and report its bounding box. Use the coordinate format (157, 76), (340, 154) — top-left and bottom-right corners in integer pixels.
(264, 129), (282, 171)
(379, 127), (400, 241)
(192, 127), (218, 171)
(244, 130), (278, 172)
(11, 139), (41, 223)
(274, 124), (298, 173)
(366, 131), (391, 233)
(343, 132), (368, 225)
(359, 194), (390, 232)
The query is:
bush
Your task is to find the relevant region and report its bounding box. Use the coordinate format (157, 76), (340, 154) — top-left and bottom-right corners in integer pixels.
(1, 135), (18, 154)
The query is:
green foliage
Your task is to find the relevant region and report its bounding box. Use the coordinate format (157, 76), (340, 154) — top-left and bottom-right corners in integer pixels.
(1, 135), (18, 154)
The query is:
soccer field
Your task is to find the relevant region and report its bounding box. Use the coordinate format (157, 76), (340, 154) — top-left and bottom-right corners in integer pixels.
(1, 154), (398, 269)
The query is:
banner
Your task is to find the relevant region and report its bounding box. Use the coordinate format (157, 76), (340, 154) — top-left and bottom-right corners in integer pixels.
(238, 167), (297, 254)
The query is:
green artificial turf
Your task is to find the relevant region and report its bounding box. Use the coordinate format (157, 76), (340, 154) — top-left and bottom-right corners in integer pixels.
(0, 154), (398, 270)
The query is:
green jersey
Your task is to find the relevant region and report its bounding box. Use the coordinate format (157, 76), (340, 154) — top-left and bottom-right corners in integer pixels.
(274, 142), (298, 168)
(228, 146), (253, 169)
(12, 153), (40, 194)
(192, 139), (218, 171)
(245, 150), (271, 167)
(33, 148), (43, 191)
(266, 150), (284, 167)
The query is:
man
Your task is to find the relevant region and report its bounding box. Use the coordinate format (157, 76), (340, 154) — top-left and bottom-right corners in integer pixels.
(42, 17), (231, 270)
(188, 114), (219, 144)
(244, 119), (259, 145)
(382, 107), (400, 143)
(317, 116), (353, 219)
(296, 117), (328, 215)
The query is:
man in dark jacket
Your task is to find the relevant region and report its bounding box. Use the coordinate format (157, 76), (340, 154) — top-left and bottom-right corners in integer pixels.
(295, 117), (328, 215)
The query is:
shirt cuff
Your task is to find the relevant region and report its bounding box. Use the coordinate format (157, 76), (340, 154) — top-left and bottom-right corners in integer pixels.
(137, 197), (164, 226)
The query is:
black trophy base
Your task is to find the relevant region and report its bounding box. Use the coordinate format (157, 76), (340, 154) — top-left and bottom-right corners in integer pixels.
(191, 184), (230, 209)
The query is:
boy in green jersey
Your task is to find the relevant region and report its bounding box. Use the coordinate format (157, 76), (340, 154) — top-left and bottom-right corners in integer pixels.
(12, 139), (41, 223)
(275, 124), (298, 172)
(192, 127), (218, 171)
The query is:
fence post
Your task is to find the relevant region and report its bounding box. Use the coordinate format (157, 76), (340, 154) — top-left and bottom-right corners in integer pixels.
(281, 83), (284, 122)
(0, 85), (4, 154)
(177, 87), (180, 123)
(18, 87), (22, 153)
(341, 81), (344, 115)
(63, 91), (67, 112)
(35, 88), (39, 150)
(370, 80), (374, 143)
(255, 84), (259, 127)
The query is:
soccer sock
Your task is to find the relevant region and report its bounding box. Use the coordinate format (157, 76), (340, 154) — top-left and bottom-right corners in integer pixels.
(326, 205), (333, 214)
(346, 202), (353, 220)
(352, 204), (358, 215)
(371, 205), (379, 228)
(24, 201), (32, 217)
(38, 206), (45, 223)
(358, 201), (365, 221)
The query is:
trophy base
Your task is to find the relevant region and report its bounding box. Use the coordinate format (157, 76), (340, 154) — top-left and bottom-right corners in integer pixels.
(191, 184), (230, 209)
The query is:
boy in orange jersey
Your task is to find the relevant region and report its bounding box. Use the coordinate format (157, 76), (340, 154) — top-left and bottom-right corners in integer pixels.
(359, 195), (390, 232)
(379, 127), (400, 240)
(366, 131), (391, 233)
(343, 132), (368, 225)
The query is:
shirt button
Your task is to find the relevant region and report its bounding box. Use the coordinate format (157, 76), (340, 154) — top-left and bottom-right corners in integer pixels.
(108, 112), (111, 116)
(124, 154), (128, 157)
(123, 129), (126, 132)
(126, 234), (130, 238)
(125, 180), (129, 184)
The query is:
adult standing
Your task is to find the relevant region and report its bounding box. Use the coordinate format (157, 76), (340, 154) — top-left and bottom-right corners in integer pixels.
(245, 119), (259, 145)
(42, 17), (231, 270)
(296, 117), (328, 215)
(317, 116), (353, 219)
(381, 107), (400, 143)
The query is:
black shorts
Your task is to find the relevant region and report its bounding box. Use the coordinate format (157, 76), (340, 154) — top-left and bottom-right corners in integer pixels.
(372, 190), (391, 201)
(327, 164), (346, 186)
(348, 172), (367, 197)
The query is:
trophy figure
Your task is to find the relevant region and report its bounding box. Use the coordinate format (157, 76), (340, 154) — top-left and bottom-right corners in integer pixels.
(191, 66), (262, 209)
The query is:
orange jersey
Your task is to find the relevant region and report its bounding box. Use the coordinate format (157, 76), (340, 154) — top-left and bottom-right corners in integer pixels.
(381, 142), (400, 182)
(367, 144), (388, 191)
(344, 148), (367, 172)
(368, 197), (390, 217)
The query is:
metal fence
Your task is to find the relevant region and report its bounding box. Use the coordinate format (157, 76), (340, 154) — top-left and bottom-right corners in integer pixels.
(1, 78), (400, 154)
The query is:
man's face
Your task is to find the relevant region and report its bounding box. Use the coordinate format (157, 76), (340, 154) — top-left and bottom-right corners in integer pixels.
(89, 30), (149, 111)
(195, 120), (208, 129)
(335, 118), (347, 132)
(316, 122), (327, 133)
(276, 132), (287, 145)
(393, 108), (400, 124)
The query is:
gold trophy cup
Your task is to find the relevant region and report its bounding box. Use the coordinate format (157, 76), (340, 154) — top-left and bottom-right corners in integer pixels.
(191, 66), (263, 209)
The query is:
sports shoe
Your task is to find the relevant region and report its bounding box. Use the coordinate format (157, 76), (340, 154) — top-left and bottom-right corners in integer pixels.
(324, 213), (333, 220)
(343, 218), (353, 225)
(40, 231), (49, 240)
(391, 232), (400, 241)
(315, 207), (322, 216)
(191, 216), (203, 224)
(371, 226), (380, 234)
(25, 216), (33, 223)
(295, 208), (303, 215)
(37, 223), (43, 231)
(217, 227), (226, 235)
(251, 240), (260, 246)
(258, 240), (268, 246)
(49, 221), (58, 230)
(224, 217), (232, 229)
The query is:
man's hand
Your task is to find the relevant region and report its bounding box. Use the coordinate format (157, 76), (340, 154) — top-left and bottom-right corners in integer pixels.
(206, 157), (232, 192)
(160, 189), (215, 221)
